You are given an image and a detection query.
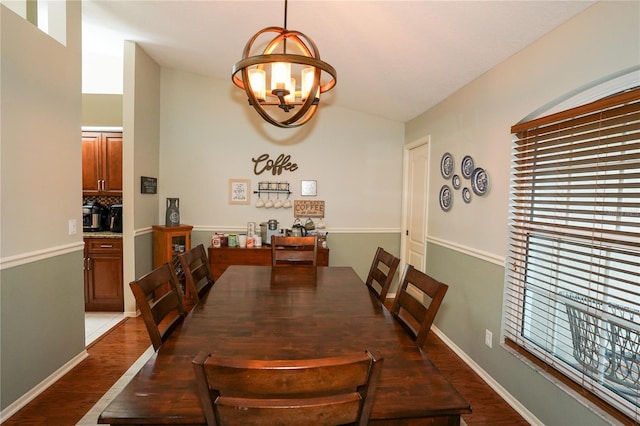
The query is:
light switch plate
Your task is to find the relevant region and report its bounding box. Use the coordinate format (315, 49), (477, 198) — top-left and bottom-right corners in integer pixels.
(68, 219), (77, 235)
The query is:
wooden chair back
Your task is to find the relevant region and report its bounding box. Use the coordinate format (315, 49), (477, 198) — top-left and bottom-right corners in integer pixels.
(129, 263), (188, 351)
(271, 235), (318, 270)
(390, 264), (449, 348)
(192, 349), (383, 426)
(178, 244), (214, 304)
(365, 246), (400, 301)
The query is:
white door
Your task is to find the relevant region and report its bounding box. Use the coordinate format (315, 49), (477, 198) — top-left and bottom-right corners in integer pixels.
(402, 139), (429, 272)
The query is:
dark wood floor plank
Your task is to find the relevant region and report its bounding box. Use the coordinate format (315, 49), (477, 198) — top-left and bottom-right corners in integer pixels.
(422, 333), (529, 425)
(2, 318), (151, 426)
(1, 314), (528, 425)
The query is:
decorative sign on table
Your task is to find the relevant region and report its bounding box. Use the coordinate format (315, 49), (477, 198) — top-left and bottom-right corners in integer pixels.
(294, 200), (325, 218)
(141, 176), (157, 194)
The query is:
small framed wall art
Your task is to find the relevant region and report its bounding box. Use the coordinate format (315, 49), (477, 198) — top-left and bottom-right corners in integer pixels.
(140, 176), (157, 194)
(228, 179), (251, 205)
(301, 180), (317, 196)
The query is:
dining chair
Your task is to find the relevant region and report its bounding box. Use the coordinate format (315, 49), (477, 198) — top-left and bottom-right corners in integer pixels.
(365, 246), (400, 302)
(192, 349), (383, 426)
(178, 244), (214, 305)
(129, 262), (188, 351)
(271, 235), (318, 272)
(390, 264), (449, 348)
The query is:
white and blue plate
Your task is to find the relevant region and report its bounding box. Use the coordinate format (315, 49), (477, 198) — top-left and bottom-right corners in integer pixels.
(461, 155), (474, 179)
(462, 187), (472, 203)
(471, 167), (489, 196)
(452, 174), (461, 190)
(440, 152), (454, 179)
(439, 185), (453, 211)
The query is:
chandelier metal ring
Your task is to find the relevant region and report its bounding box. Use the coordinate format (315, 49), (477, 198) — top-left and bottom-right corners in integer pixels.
(231, 22), (337, 128)
(232, 54), (337, 94)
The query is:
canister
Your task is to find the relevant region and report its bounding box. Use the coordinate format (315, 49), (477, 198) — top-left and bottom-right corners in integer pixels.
(228, 234), (237, 247)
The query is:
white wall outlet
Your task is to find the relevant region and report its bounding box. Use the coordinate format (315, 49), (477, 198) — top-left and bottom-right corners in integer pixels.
(485, 329), (493, 348)
(68, 219), (77, 235)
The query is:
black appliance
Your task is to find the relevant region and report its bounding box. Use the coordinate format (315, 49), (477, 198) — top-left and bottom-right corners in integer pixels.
(82, 202), (107, 232)
(109, 204), (123, 233)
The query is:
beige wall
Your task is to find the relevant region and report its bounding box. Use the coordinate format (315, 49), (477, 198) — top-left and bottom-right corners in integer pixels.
(82, 93), (122, 127)
(123, 41), (162, 314)
(1, 1), (84, 413)
(157, 68), (405, 231)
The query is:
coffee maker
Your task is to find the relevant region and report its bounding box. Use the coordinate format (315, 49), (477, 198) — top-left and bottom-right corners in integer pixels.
(108, 204), (123, 233)
(82, 201), (107, 232)
(260, 219), (280, 245)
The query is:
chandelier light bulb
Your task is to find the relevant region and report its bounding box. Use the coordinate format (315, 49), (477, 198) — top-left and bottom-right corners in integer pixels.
(248, 68), (266, 102)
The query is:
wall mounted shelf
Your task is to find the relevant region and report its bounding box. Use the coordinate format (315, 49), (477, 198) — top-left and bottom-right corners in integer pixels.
(254, 181), (290, 195)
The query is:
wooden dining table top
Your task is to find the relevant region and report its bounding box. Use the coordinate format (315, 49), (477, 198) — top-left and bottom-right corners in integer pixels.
(98, 265), (471, 425)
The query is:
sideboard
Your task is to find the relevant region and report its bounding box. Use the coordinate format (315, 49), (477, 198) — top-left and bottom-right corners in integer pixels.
(208, 246), (330, 280)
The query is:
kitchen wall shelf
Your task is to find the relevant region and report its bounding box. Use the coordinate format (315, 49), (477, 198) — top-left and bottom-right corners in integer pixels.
(254, 181), (291, 195)
(253, 189), (292, 195)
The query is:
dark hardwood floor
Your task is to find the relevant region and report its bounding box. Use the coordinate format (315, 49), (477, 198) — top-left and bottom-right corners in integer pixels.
(2, 314), (529, 425)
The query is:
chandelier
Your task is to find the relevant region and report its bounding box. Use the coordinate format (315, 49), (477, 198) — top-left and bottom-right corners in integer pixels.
(231, 0), (337, 128)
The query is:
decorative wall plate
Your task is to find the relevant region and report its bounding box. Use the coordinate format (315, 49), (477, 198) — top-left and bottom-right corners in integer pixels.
(471, 167), (489, 196)
(461, 155), (475, 179)
(452, 174), (461, 189)
(440, 152), (454, 179)
(462, 187), (472, 203)
(439, 185), (453, 211)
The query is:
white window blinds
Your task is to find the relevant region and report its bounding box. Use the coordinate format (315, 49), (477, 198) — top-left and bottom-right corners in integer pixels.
(505, 87), (640, 422)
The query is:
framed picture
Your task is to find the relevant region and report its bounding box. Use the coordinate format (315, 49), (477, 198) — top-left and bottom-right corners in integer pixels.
(140, 176), (157, 194)
(228, 179), (250, 204)
(301, 180), (317, 196)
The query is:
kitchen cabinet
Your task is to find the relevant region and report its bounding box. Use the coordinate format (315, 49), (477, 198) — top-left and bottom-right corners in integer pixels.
(82, 131), (122, 195)
(208, 246), (330, 281)
(84, 237), (123, 312)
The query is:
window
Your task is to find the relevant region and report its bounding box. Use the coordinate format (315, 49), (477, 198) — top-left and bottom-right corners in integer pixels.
(505, 87), (640, 422)
(1, 0), (66, 45)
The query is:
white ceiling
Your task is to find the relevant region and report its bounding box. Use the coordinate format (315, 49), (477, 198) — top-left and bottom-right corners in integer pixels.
(81, 0), (596, 123)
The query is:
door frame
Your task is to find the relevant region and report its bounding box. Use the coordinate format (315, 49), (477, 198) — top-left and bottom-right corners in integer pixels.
(400, 135), (431, 273)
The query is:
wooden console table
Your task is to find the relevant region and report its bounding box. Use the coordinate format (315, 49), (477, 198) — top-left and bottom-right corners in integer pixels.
(209, 245), (329, 280)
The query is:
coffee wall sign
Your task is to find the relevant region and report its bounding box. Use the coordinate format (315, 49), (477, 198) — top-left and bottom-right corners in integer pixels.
(252, 153), (298, 176)
(294, 200), (325, 218)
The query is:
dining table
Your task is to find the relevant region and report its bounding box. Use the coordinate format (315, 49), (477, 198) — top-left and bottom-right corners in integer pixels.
(98, 265), (471, 425)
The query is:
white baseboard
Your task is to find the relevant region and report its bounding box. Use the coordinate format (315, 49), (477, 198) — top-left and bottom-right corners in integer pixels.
(0, 350), (89, 423)
(431, 326), (543, 426)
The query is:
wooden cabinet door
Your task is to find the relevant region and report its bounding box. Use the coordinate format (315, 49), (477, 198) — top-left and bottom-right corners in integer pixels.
(85, 238), (123, 311)
(82, 132), (101, 193)
(102, 133), (122, 193)
(82, 131), (122, 195)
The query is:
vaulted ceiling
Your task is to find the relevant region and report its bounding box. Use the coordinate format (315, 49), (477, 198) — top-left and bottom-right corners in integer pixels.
(82, 0), (595, 123)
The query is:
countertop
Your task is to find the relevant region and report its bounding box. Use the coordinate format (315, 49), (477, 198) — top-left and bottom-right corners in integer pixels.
(83, 231), (123, 239)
